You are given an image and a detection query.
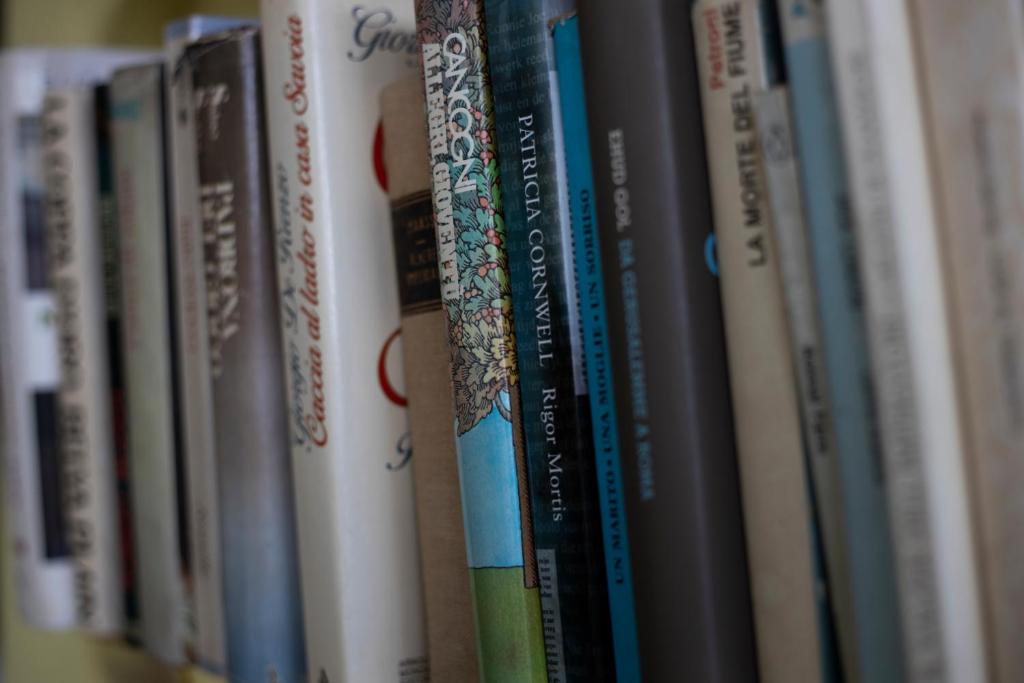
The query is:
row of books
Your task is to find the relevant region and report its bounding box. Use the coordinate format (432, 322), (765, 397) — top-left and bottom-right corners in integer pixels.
(1, 0), (1022, 681)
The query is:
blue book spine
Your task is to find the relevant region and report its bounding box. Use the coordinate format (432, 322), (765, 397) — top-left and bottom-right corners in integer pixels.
(779, 2), (905, 680)
(552, 15), (641, 682)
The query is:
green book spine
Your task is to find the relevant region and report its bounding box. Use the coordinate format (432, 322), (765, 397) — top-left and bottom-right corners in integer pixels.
(417, 1), (549, 681)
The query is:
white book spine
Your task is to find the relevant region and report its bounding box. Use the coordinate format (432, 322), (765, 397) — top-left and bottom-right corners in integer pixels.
(0, 48), (153, 631)
(260, 2), (427, 680)
(41, 87), (124, 635)
(691, 2), (821, 680)
(111, 63), (188, 665)
(827, 1), (987, 680)
(165, 28), (226, 671)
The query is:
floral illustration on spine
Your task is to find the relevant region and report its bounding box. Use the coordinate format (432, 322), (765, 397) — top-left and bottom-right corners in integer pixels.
(419, 0), (517, 436)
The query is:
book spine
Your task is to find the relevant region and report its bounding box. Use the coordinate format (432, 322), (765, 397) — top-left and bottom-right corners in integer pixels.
(859, 2), (987, 680)
(189, 28), (307, 683)
(41, 87), (125, 636)
(754, 85), (846, 683)
(165, 19), (246, 670)
(550, 16), (641, 682)
(417, 1), (550, 679)
(911, 1), (1024, 679)
(576, 0), (758, 679)
(381, 76), (480, 683)
(776, 2), (899, 679)
(691, 2), (821, 680)
(261, 2), (428, 680)
(484, 1), (613, 680)
(111, 63), (188, 665)
(0, 56), (77, 629)
(95, 83), (140, 638)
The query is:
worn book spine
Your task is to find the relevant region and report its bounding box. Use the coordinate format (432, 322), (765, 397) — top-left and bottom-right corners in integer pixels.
(381, 76), (480, 683)
(484, 1), (613, 680)
(576, 0), (757, 679)
(416, 1), (549, 680)
(829, 1), (987, 680)
(261, 2), (428, 681)
(551, 15), (641, 682)
(163, 14), (251, 670)
(41, 86), (124, 636)
(94, 83), (140, 638)
(911, 2), (1024, 680)
(188, 28), (307, 683)
(0, 54), (75, 630)
(755, 85), (845, 683)
(111, 62), (188, 665)
(691, 2), (821, 680)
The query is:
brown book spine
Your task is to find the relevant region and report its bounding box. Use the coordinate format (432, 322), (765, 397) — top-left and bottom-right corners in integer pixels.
(380, 75), (480, 683)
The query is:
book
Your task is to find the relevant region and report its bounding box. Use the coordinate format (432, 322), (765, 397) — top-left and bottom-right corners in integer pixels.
(41, 86), (124, 636)
(416, 0), (549, 679)
(110, 62), (188, 665)
(164, 14), (253, 670)
(381, 76), (480, 683)
(186, 27), (307, 683)
(260, 2), (428, 680)
(94, 83), (141, 639)
(775, 1), (895, 678)
(575, 0), (758, 679)
(911, 1), (1024, 679)
(550, 15), (640, 681)
(484, 1), (613, 680)
(691, 2), (821, 680)
(829, 0), (987, 680)
(0, 48), (149, 631)
(754, 84), (844, 682)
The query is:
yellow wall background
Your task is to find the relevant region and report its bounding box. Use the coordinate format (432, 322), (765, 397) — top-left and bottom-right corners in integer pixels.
(3, 3), (258, 682)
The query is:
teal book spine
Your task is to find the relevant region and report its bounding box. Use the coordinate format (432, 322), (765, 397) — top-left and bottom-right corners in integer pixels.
(778, 1), (905, 680)
(484, 1), (614, 680)
(552, 15), (641, 682)
(417, 0), (550, 680)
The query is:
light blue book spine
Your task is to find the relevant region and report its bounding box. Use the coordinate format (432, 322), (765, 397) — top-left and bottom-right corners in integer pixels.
(778, 2), (905, 681)
(552, 15), (641, 682)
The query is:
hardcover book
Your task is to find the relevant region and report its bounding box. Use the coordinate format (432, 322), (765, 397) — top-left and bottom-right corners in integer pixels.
(164, 14), (253, 669)
(41, 86), (124, 636)
(829, 1), (987, 680)
(187, 27), (307, 683)
(260, 2), (428, 680)
(692, 1), (821, 680)
(416, 0), (549, 679)
(111, 62), (188, 665)
(912, 1), (1024, 679)
(576, 0), (758, 679)
(381, 76), (480, 683)
(484, 1), (613, 680)
(0, 48), (150, 631)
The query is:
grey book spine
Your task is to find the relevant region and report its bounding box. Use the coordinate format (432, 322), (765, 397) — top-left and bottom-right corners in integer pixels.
(187, 28), (307, 683)
(576, 0), (758, 679)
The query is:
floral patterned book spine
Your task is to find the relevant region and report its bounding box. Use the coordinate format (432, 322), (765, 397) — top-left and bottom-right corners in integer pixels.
(417, 0), (550, 680)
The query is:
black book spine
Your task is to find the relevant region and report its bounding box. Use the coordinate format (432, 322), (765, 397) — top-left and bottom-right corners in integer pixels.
(187, 27), (307, 683)
(484, 1), (614, 680)
(577, 0), (758, 679)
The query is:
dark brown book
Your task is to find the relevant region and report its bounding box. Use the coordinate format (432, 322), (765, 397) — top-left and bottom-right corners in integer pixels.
(576, 0), (758, 679)
(380, 75), (480, 683)
(186, 27), (306, 682)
